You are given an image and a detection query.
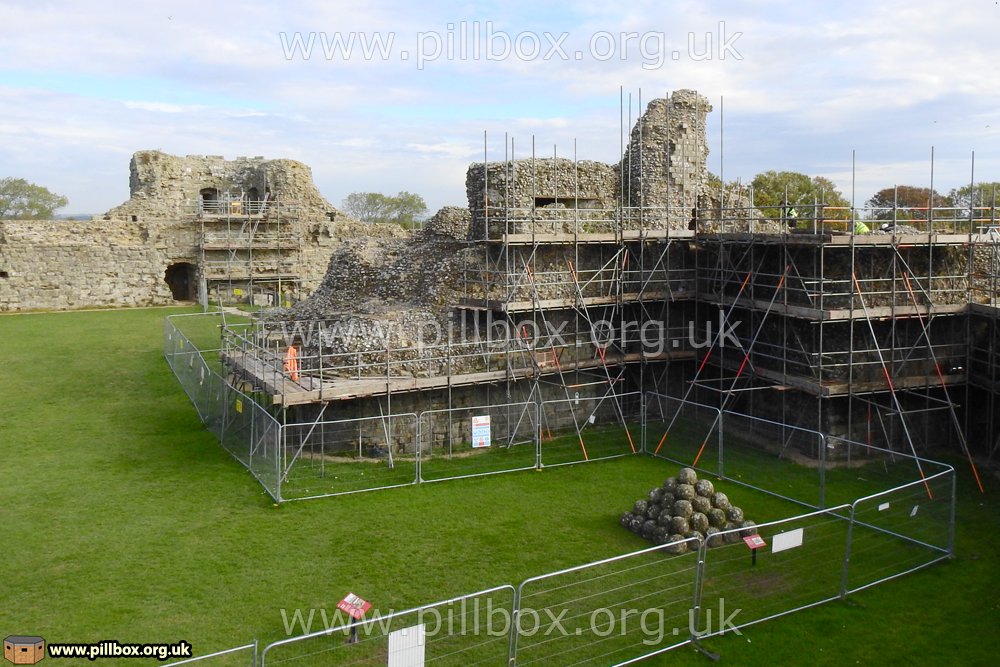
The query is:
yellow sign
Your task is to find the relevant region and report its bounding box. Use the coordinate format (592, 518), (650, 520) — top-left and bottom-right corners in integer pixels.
(233, 288), (244, 296)
(235, 399), (243, 414)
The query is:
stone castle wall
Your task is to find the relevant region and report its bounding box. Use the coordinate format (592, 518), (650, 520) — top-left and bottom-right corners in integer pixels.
(621, 90), (712, 226)
(0, 220), (182, 310)
(104, 151), (335, 221)
(465, 90), (723, 236)
(0, 217), (407, 312)
(466, 159), (619, 237)
(0, 151), (363, 312)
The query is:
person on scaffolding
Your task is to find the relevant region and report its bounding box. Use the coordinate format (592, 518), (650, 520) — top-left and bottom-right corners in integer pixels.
(782, 200), (798, 231)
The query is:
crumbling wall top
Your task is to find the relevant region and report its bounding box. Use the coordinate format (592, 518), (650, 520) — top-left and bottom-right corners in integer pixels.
(103, 150), (340, 222)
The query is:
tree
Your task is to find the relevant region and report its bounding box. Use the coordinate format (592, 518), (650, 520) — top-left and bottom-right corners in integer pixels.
(865, 186), (952, 221)
(341, 191), (428, 229)
(0, 177), (69, 219)
(749, 170), (851, 222)
(385, 191), (428, 229)
(947, 182), (1000, 227)
(341, 192), (391, 224)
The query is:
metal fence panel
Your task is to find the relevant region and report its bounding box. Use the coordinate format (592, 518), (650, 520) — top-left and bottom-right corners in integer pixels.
(219, 387), (282, 500)
(540, 392), (642, 467)
(261, 586), (515, 667)
(161, 643), (257, 667)
(843, 468), (954, 594)
(511, 538), (701, 667)
(719, 411), (828, 508)
(165, 316), (282, 501)
(419, 402), (539, 482)
(696, 507), (852, 637)
(820, 438), (956, 508)
(644, 393), (722, 477)
(279, 414), (419, 501)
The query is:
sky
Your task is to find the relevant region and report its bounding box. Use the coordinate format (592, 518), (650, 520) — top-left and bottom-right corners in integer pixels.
(1, 0), (999, 215)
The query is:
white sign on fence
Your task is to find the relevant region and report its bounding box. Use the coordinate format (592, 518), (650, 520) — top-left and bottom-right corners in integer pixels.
(387, 623), (426, 667)
(771, 527), (804, 553)
(472, 415), (491, 448)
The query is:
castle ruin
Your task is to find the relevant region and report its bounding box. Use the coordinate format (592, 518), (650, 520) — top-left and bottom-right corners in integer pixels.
(1, 89), (997, 499)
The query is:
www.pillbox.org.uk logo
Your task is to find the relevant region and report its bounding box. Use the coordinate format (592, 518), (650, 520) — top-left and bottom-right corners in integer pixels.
(3, 636), (45, 665)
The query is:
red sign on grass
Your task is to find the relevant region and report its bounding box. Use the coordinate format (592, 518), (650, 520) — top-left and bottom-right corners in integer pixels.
(337, 593), (372, 620)
(743, 534), (766, 550)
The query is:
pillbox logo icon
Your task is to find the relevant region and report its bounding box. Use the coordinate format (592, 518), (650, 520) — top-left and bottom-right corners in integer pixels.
(3, 636), (45, 665)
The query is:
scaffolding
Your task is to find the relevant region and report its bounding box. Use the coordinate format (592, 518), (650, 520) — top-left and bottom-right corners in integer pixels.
(195, 194), (303, 308)
(212, 91), (715, 496)
(219, 146), (700, 456)
(969, 224), (1000, 462)
(684, 197), (994, 492)
(204, 94), (997, 501)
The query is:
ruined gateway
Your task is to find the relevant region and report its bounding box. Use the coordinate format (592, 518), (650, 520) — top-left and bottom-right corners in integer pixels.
(0, 151), (407, 311)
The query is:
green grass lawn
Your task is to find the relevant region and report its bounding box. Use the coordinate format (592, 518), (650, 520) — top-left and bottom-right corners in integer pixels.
(1, 307), (998, 666)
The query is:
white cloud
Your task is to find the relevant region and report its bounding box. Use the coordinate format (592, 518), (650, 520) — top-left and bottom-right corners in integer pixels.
(1, 0), (1000, 216)
(123, 101), (205, 113)
(406, 141), (479, 159)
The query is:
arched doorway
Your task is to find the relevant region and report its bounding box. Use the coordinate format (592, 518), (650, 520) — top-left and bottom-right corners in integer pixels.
(164, 262), (196, 301)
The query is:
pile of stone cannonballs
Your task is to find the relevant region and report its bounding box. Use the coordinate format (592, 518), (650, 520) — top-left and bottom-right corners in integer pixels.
(619, 467), (757, 554)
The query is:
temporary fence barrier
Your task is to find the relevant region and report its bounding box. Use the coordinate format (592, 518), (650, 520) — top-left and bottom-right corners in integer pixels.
(165, 316), (957, 667)
(161, 643), (257, 667)
(260, 586), (515, 667)
(419, 401), (540, 482)
(511, 538), (701, 666)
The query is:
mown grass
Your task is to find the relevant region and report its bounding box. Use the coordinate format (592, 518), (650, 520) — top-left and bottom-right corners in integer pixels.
(0, 307), (997, 666)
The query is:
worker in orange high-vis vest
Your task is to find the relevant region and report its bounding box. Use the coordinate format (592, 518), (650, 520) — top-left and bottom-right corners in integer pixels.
(284, 345), (300, 382)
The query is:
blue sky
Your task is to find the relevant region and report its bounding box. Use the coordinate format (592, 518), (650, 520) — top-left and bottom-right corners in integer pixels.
(1, 0), (999, 214)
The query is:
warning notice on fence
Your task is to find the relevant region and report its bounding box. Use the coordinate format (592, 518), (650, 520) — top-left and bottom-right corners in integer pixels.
(471, 415), (491, 448)
(336, 593), (372, 620)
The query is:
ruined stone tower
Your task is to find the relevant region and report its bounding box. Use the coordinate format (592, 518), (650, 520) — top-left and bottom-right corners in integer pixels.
(620, 89), (712, 227)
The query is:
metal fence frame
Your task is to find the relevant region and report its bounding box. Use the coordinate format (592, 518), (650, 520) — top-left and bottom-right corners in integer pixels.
(418, 401), (540, 483)
(510, 537), (702, 667)
(166, 315), (652, 501)
(694, 506), (854, 638)
(165, 314), (282, 502)
(259, 585), (517, 667)
(161, 642), (257, 667)
(539, 392), (644, 468)
(841, 468), (955, 596)
(280, 412), (420, 501)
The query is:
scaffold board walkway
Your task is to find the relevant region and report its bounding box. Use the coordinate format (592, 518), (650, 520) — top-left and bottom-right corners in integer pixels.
(223, 349), (695, 406)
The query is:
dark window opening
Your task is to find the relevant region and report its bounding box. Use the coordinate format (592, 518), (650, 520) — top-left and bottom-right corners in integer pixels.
(0, 271), (9, 278)
(245, 187), (262, 214)
(534, 197), (602, 209)
(164, 262), (197, 301)
(199, 188), (220, 214)
(131, 215), (138, 222)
